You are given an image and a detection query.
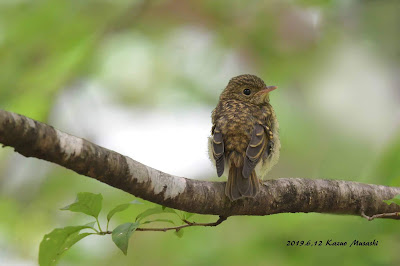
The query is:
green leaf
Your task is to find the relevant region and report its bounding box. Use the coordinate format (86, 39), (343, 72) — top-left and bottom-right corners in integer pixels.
(162, 207), (179, 215)
(107, 200), (142, 222)
(182, 211), (196, 220)
(135, 206), (178, 222)
(39, 226), (93, 266)
(174, 229), (184, 238)
(60, 192), (103, 219)
(112, 222), (139, 255)
(142, 219), (175, 225)
(84, 221), (96, 228)
(383, 194), (400, 206)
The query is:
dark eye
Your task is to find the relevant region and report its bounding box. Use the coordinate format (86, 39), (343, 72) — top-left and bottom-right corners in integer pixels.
(243, 88), (251, 95)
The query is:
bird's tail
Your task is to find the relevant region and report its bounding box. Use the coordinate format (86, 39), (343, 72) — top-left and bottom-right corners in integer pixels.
(226, 163), (260, 201)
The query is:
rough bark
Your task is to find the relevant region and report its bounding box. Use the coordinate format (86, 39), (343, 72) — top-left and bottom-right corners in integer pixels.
(1, 109), (399, 219)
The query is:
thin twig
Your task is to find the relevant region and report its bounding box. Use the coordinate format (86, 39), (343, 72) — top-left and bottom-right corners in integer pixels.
(137, 215), (227, 232)
(104, 216), (227, 234)
(361, 210), (400, 221)
(182, 216), (227, 227)
(136, 224), (188, 232)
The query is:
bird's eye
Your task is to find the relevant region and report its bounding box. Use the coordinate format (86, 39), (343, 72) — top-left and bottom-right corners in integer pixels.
(243, 89), (251, 95)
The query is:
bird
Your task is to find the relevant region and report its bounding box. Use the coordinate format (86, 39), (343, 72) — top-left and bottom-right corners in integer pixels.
(208, 74), (280, 201)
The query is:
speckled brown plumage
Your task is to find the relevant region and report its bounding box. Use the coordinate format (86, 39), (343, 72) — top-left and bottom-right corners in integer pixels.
(209, 74), (280, 201)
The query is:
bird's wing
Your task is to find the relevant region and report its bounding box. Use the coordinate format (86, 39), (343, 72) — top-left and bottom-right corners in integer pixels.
(212, 125), (225, 177)
(243, 123), (269, 179)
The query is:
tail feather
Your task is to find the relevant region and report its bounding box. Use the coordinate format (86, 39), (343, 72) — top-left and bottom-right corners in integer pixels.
(226, 168), (241, 201)
(225, 164), (260, 201)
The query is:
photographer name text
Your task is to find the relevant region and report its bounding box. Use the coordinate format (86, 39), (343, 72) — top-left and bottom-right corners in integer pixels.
(286, 240), (378, 247)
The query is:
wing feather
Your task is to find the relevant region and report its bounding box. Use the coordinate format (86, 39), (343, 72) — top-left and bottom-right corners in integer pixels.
(243, 124), (268, 179)
(212, 126), (225, 177)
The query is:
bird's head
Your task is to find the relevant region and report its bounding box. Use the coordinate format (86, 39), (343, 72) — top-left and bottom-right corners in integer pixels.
(220, 74), (277, 105)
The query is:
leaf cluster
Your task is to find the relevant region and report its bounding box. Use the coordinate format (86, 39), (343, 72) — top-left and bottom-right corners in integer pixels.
(39, 192), (195, 266)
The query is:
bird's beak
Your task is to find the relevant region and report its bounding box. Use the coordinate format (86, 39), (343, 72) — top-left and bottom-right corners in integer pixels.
(263, 85), (278, 93)
(255, 86), (278, 98)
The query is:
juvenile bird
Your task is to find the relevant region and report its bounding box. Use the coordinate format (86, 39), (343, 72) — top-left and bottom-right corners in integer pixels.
(209, 74), (280, 201)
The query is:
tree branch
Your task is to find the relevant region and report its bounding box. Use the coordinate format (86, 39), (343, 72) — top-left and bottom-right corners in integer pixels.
(1, 109), (400, 219)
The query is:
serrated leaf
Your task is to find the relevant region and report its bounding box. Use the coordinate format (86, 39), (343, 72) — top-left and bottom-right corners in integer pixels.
(39, 226), (93, 266)
(383, 194), (400, 206)
(142, 219), (175, 225)
(60, 192), (103, 219)
(112, 222), (139, 255)
(174, 229), (184, 238)
(107, 200), (142, 222)
(135, 206), (178, 222)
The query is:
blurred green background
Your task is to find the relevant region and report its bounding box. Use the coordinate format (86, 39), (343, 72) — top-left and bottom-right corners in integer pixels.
(1, 0), (400, 265)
